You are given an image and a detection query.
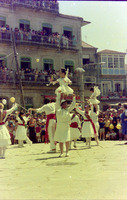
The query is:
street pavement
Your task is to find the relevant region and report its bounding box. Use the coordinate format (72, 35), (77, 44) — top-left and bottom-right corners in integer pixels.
(0, 140), (127, 200)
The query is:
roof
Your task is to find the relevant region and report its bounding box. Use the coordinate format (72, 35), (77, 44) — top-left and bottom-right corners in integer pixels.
(58, 13), (91, 26)
(97, 49), (126, 55)
(81, 41), (97, 49)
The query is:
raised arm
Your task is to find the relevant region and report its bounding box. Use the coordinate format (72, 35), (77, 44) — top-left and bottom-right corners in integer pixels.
(64, 77), (72, 85)
(67, 95), (76, 113)
(55, 92), (61, 111)
(75, 105), (85, 117)
(6, 103), (18, 116)
(29, 105), (46, 113)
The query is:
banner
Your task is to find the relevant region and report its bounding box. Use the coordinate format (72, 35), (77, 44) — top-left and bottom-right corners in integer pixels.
(44, 95), (80, 100)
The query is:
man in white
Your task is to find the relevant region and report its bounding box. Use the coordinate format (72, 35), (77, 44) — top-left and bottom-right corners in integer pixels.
(29, 99), (56, 153)
(54, 92), (76, 157)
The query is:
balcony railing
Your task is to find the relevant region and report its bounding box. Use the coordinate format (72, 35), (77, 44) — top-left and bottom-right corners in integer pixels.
(0, 0), (59, 13)
(0, 71), (79, 86)
(0, 30), (77, 49)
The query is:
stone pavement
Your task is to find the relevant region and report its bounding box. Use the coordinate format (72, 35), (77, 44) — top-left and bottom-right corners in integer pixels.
(0, 141), (127, 200)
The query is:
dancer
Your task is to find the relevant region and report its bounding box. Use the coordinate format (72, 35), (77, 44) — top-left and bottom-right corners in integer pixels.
(54, 92), (76, 157)
(0, 103), (17, 159)
(76, 104), (96, 148)
(69, 109), (81, 149)
(90, 105), (100, 145)
(87, 86), (100, 113)
(47, 68), (73, 98)
(29, 99), (56, 153)
(15, 111), (32, 147)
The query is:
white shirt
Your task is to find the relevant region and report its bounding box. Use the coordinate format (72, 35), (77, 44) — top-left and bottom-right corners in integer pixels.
(36, 103), (55, 115)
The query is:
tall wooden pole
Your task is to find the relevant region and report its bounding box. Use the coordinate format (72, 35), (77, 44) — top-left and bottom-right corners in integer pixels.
(11, 28), (25, 107)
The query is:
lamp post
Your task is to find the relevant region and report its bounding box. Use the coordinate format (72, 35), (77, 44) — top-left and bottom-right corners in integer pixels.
(75, 67), (85, 109)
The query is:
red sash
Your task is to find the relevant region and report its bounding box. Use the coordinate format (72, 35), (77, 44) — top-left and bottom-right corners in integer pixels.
(45, 113), (56, 144)
(18, 124), (25, 126)
(0, 122), (5, 125)
(84, 119), (96, 135)
(70, 122), (78, 128)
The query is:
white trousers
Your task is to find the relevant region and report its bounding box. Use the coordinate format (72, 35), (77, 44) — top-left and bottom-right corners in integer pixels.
(48, 119), (56, 150)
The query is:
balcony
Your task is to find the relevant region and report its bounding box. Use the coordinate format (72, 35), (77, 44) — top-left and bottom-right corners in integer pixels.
(0, 70), (79, 87)
(0, 0), (59, 13)
(0, 30), (78, 50)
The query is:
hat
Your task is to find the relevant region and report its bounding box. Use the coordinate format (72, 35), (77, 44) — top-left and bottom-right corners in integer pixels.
(61, 99), (67, 105)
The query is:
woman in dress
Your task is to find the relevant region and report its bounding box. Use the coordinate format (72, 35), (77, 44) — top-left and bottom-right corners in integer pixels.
(15, 111), (32, 147)
(0, 103), (17, 159)
(69, 109), (81, 149)
(47, 68), (73, 98)
(87, 86), (100, 113)
(76, 104), (96, 148)
(54, 92), (76, 157)
(89, 105), (100, 145)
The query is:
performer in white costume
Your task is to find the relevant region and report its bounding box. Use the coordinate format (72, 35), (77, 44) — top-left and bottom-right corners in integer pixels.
(29, 99), (56, 153)
(15, 111), (32, 147)
(69, 110), (81, 149)
(54, 92), (76, 157)
(47, 68), (73, 97)
(0, 103), (17, 159)
(90, 105), (100, 145)
(76, 104), (96, 148)
(88, 86), (100, 113)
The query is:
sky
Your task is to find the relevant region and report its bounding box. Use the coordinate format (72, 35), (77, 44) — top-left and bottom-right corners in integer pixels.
(59, 1), (127, 55)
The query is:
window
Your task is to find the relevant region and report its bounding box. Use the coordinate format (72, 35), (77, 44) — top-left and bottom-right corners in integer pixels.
(0, 16), (6, 27)
(120, 56), (124, 68)
(114, 56), (118, 68)
(20, 57), (31, 72)
(82, 58), (90, 65)
(43, 59), (53, 71)
(101, 81), (111, 95)
(108, 56), (113, 68)
(64, 60), (74, 73)
(42, 23), (52, 36)
(63, 26), (72, 39)
(84, 76), (96, 83)
(101, 56), (107, 68)
(19, 19), (30, 31)
(24, 97), (33, 109)
(115, 83), (121, 92)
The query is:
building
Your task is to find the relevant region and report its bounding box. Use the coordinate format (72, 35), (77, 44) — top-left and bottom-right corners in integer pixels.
(0, 0), (90, 108)
(97, 49), (127, 107)
(81, 41), (98, 98)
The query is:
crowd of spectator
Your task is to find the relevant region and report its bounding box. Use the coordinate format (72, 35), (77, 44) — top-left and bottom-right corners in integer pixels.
(0, 0), (59, 12)
(0, 65), (74, 83)
(5, 113), (47, 144)
(4, 102), (126, 146)
(98, 103), (124, 141)
(0, 23), (76, 48)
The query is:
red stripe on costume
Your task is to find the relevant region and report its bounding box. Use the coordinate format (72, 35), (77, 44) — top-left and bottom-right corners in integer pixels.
(18, 124), (25, 126)
(84, 119), (96, 135)
(70, 122), (78, 128)
(0, 122), (5, 125)
(45, 114), (56, 144)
